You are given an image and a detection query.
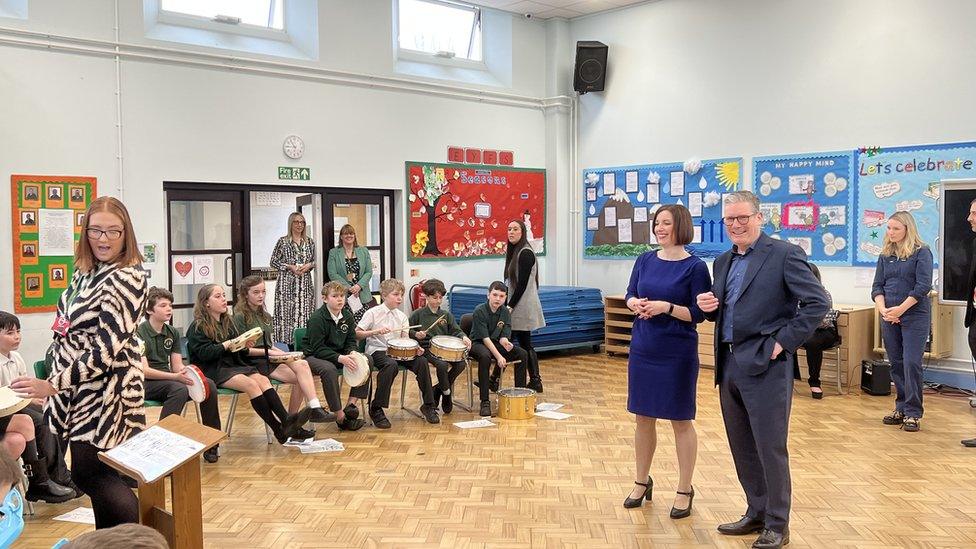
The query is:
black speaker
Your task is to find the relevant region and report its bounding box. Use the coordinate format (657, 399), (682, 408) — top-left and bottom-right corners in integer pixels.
(574, 41), (608, 94)
(860, 360), (892, 396)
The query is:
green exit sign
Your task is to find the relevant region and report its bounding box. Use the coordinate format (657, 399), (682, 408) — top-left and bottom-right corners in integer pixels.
(278, 167), (310, 180)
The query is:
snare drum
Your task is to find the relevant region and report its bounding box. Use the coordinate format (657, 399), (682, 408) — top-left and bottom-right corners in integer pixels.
(497, 387), (536, 420)
(387, 338), (419, 361)
(430, 336), (467, 362)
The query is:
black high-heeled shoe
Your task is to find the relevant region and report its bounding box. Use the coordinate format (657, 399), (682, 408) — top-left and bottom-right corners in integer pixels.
(623, 476), (653, 508)
(669, 486), (695, 519)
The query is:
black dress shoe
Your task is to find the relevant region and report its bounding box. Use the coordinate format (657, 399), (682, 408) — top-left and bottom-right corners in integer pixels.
(623, 476), (652, 508)
(527, 378), (544, 393)
(441, 392), (454, 415)
(25, 479), (75, 503)
(203, 447), (219, 463)
(338, 417), (366, 431)
(811, 389), (823, 400)
(717, 515), (765, 536)
(752, 528), (789, 549)
(962, 437), (976, 447)
(308, 407), (336, 423)
(343, 403), (360, 421)
(420, 404), (441, 424)
(370, 407), (392, 429)
(488, 376), (500, 393)
(669, 486), (694, 519)
(479, 400), (492, 417)
(284, 408), (314, 438)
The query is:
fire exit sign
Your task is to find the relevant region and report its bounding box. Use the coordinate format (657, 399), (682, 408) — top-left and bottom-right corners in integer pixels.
(278, 167), (310, 180)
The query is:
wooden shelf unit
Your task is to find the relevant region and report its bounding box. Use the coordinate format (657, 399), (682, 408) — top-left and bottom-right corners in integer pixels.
(872, 291), (954, 359)
(604, 296), (634, 355)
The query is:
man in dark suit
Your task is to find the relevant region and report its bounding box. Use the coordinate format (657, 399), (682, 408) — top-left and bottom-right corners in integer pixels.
(962, 198), (976, 448)
(697, 191), (828, 549)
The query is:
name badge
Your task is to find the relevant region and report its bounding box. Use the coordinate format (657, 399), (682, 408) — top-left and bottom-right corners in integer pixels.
(51, 315), (70, 336)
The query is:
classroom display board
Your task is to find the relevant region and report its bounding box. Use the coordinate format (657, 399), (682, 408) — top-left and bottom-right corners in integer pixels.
(406, 162), (546, 260)
(10, 174), (96, 313)
(752, 151), (854, 264)
(854, 141), (976, 267)
(582, 158), (742, 259)
(937, 179), (976, 305)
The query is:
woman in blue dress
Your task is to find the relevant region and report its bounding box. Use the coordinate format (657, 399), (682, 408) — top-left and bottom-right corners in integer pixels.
(623, 204), (712, 519)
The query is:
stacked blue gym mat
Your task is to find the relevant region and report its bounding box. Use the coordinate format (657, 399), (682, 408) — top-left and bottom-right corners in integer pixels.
(447, 284), (605, 352)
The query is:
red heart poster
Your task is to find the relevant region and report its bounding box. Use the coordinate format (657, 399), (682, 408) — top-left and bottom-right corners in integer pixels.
(172, 256), (194, 285)
(406, 162), (546, 260)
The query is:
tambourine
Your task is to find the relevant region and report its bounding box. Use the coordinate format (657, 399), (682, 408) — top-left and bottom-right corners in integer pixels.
(0, 387), (30, 418)
(343, 351), (370, 388)
(184, 365), (211, 403)
(269, 352), (304, 365)
(227, 327), (264, 352)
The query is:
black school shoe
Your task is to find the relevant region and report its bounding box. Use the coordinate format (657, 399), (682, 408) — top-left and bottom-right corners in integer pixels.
(420, 404), (440, 424)
(308, 407), (336, 423)
(479, 400), (492, 417)
(337, 417), (366, 431)
(370, 407), (392, 429)
(204, 447), (219, 463)
(441, 392), (454, 415)
(527, 378), (544, 393)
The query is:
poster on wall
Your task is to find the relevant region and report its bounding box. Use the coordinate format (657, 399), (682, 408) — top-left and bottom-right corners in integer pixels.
(583, 157), (742, 259)
(853, 141), (976, 267)
(753, 151), (854, 264)
(10, 174), (96, 313)
(406, 162), (546, 260)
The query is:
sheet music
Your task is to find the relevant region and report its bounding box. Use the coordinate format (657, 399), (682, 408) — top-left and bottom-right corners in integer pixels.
(103, 426), (205, 483)
(347, 294), (363, 313)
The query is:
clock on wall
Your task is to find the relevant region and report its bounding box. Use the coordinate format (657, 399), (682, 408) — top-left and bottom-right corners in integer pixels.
(283, 135), (305, 159)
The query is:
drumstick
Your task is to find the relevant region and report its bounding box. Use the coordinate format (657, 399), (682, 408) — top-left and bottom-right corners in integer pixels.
(424, 315), (446, 332)
(397, 324), (422, 330)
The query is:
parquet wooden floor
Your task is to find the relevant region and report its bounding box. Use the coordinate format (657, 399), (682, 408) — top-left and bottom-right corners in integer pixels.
(17, 351), (976, 548)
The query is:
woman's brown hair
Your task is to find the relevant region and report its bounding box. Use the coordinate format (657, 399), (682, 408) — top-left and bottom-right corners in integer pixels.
(192, 284), (234, 341)
(235, 275), (272, 327)
(75, 196), (143, 272)
(652, 204), (694, 246)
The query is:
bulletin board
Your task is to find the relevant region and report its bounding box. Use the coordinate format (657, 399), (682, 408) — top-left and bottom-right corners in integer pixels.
(582, 157), (742, 259)
(853, 141), (976, 266)
(10, 174), (96, 313)
(406, 162), (546, 260)
(753, 151), (854, 264)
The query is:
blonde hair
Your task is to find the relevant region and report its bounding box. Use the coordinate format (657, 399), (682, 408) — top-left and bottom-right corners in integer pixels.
(63, 524), (167, 548)
(379, 278), (404, 297)
(881, 211), (926, 259)
(193, 284), (234, 341)
(75, 196), (144, 272)
(322, 281), (346, 297)
(339, 224), (359, 247)
(286, 212), (308, 241)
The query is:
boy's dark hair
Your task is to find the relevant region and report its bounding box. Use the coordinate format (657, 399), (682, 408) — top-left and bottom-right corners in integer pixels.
(0, 311), (20, 332)
(488, 281), (508, 294)
(145, 287), (175, 318)
(421, 279), (447, 297)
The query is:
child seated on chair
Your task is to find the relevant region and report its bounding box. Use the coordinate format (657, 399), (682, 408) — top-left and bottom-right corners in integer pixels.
(469, 282), (529, 417)
(409, 279), (470, 414)
(0, 311), (75, 503)
(137, 288), (221, 463)
(232, 276), (334, 425)
(302, 281), (367, 431)
(356, 278), (439, 428)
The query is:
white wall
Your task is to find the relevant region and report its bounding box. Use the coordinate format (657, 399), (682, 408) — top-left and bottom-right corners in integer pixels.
(0, 0), (552, 363)
(571, 0), (976, 370)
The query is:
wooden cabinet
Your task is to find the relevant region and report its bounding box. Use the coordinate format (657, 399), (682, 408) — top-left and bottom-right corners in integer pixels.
(872, 291), (954, 359)
(604, 295), (634, 355)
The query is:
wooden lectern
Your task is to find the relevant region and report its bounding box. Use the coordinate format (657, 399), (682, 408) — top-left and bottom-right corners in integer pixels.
(99, 414), (226, 549)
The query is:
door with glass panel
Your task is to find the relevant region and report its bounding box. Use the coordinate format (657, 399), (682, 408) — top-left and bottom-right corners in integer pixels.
(165, 190), (245, 331)
(324, 192), (393, 296)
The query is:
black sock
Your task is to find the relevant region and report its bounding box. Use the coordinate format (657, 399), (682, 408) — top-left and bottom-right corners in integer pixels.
(249, 395), (283, 435)
(262, 389), (290, 424)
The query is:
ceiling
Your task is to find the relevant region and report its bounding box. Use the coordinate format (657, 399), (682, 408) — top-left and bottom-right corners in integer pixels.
(467, 0), (648, 20)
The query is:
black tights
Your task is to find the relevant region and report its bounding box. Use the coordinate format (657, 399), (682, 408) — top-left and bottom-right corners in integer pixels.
(70, 441), (138, 529)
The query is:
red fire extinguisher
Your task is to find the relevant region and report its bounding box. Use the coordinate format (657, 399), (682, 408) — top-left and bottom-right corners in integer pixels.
(409, 280), (427, 311)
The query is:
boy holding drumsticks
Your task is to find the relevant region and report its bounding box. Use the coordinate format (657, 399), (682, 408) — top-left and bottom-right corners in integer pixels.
(409, 279), (469, 414)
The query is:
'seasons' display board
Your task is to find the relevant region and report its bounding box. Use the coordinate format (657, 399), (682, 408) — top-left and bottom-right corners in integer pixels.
(583, 158), (742, 259)
(11, 174), (96, 313)
(854, 141), (976, 267)
(753, 151), (854, 264)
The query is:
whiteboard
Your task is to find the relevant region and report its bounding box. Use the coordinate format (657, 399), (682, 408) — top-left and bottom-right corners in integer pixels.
(938, 179), (976, 305)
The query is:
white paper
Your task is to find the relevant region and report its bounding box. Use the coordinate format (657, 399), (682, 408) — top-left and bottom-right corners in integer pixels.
(670, 172), (685, 196)
(625, 171), (638, 193)
(604, 207), (617, 228)
(38, 209), (75, 256)
(693, 226), (703, 244)
(103, 425), (205, 483)
(688, 192), (703, 217)
(618, 219), (632, 243)
(602, 173), (616, 196)
(789, 174), (814, 194)
(536, 410), (572, 420)
(194, 255), (215, 284)
(454, 418), (495, 429)
(586, 187), (597, 201)
(53, 507), (96, 525)
(647, 183), (660, 203)
(474, 202), (491, 218)
(172, 256), (194, 285)
(586, 217), (599, 231)
(347, 293), (363, 312)
(633, 207), (648, 223)
(821, 205), (846, 226)
(535, 402), (564, 412)
(299, 438), (344, 454)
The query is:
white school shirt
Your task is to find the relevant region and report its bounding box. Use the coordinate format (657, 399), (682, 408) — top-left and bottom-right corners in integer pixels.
(357, 305), (410, 355)
(0, 350), (31, 387)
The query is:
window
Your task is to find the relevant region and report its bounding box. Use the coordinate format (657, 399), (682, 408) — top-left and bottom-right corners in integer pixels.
(161, 0), (284, 31)
(397, 0), (482, 63)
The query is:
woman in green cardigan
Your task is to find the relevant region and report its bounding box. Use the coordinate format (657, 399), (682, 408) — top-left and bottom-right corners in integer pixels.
(327, 224), (375, 322)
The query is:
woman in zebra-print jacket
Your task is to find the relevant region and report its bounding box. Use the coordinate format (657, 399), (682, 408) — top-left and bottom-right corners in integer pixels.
(12, 196), (147, 529)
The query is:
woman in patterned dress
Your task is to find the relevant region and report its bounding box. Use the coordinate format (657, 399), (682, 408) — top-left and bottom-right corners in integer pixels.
(12, 197), (147, 529)
(327, 224), (375, 323)
(270, 212), (315, 345)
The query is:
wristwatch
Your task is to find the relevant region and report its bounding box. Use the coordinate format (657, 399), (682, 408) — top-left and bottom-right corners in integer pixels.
(667, 303), (675, 315)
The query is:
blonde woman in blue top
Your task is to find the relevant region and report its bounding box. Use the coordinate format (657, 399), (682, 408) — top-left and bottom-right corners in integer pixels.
(872, 211), (933, 432)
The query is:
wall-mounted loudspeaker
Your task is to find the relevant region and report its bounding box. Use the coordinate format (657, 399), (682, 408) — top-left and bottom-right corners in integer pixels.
(573, 41), (608, 94)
